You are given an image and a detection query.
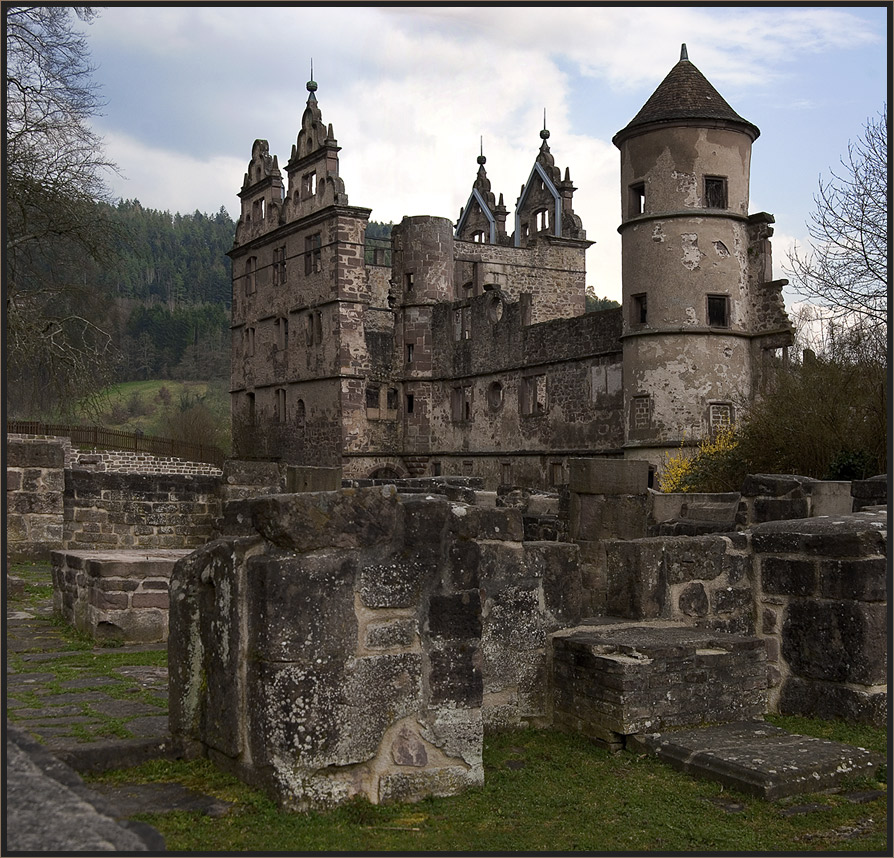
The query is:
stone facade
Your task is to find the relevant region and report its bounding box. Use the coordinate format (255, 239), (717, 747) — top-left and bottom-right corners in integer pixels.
(230, 48), (792, 488)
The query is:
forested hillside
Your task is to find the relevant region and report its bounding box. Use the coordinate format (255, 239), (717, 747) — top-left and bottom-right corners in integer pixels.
(98, 200), (235, 382)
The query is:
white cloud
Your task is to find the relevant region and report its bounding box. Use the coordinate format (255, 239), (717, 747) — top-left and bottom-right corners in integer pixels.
(101, 131), (244, 217)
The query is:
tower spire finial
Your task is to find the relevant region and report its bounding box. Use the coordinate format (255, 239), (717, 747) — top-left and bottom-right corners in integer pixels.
(477, 135), (486, 166)
(680, 43), (688, 61)
(307, 59), (318, 94)
(540, 108), (550, 140)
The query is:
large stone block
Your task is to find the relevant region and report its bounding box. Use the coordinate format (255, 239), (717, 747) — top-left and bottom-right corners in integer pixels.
(604, 540), (666, 619)
(760, 556), (817, 596)
(250, 487), (401, 552)
(568, 458), (649, 495)
(782, 600), (887, 685)
(246, 553), (358, 662)
(6, 439), (65, 469)
(819, 558), (886, 602)
(778, 676), (887, 726)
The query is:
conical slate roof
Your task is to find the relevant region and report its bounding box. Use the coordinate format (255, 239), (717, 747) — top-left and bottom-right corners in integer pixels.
(613, 45), (759, 146)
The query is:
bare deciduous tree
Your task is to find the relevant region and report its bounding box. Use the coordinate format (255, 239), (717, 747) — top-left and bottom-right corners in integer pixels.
(5, 5), (120, 417)
(786, 106), (888, 329)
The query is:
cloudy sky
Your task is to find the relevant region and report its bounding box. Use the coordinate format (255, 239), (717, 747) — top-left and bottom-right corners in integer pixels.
(77, 4), (888, 303)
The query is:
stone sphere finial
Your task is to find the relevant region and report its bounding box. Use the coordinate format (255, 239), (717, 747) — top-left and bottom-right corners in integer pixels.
(307, 58), (317, 92)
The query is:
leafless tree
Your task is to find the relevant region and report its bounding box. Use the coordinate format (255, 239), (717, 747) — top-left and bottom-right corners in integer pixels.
(4, 5), (120, 417)
(786, 106), (888, 330)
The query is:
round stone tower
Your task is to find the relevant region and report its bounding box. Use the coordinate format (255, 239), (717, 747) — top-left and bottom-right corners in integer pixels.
(613, 44), (767, 474)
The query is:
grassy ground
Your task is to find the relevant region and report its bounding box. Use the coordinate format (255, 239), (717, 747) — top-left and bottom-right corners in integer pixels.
(85, 724), (886, 852)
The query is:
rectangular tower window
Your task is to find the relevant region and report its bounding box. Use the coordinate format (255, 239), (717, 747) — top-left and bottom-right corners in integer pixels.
(632, 293), (647, 326)
(315, 311), (323, 342)
(302, 172), (317, 198)
(406, 343), (414, 364)
(386, 387), (398, 410)
(405, 272), (414, 291)
(704, 176), (727, 209)
(629, 182), (645, 217)
(305, 233), (321, 274)
(707, 294), (730, 327)
(305, 313), (314, 345)
(709, 403), (733, 432)
(244, 326), (255, 356)
(246, 392), (255, 424)
(632, 394), (651, 430)
(406, 393), (415, 414)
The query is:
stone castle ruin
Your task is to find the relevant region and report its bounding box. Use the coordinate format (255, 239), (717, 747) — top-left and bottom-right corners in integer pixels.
(7, 46), (886, 816)
(228, 45), (792, 487)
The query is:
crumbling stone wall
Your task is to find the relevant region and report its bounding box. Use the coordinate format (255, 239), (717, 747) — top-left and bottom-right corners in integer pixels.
(64, 470), (221, 551)
(169, 486), (583, 809)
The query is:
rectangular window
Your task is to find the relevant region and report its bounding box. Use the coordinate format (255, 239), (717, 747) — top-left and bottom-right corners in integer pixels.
(431, 461), (442, 477)
(501, 462), (512, 485)
(521, 374), (547, 416)
(709, 403), (733, 432)
(365, 384), (380, 414)
(406, 393), (415, 414)
(314, 311), (323, 343)
(405, 272), (414, 291)
(704, 176), (727, 209)
(629, 182), (645, 217)
(305, 313), (314, 345)
(551, 462), (564, 486)
(275, 317), (288, 350)
(246, 391), (255, 424)
(275, 388), (286, 422)
(245, 257), (257, 295)
(406, 343), (414, 364)
(632, 293), (647, 326)
(451, 385), (473, 422)
(707, 294), (730, 327)
(386, 387), (398, 410)
(632, 394), (651, 430)
(302, 172), (317, 198)
(244, 326), (255, 356)
(273, 246), (287, 286)
(305, 233), (321, 274)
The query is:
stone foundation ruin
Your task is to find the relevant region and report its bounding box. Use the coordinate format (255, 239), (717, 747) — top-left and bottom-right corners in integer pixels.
(165, 460), (887, 810)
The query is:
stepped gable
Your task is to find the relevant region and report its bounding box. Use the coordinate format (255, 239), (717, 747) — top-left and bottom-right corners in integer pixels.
(613, 44), (760, 145)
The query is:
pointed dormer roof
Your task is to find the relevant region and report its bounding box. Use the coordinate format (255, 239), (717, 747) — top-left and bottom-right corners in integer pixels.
(613, 44), (759, 147)
(456, 140), (506, 243)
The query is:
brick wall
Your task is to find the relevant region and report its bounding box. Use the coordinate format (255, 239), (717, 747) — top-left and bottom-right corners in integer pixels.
(72, 449), (222, 476)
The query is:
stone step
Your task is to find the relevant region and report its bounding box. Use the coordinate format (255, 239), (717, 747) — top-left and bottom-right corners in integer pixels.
(551, 619), (767, 750)
(628, 721), (883, 799)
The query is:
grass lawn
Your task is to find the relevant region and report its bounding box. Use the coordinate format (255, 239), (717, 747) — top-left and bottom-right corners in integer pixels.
(86, 721), (887, 853)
